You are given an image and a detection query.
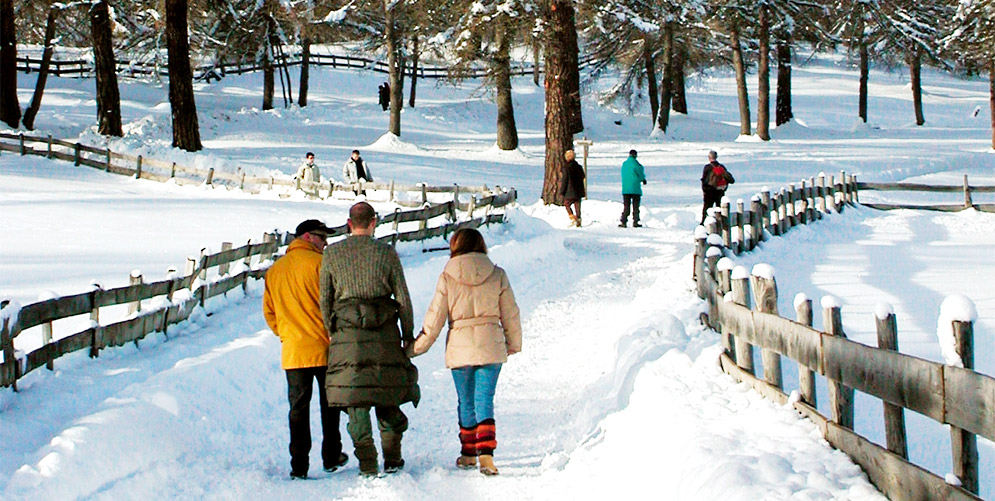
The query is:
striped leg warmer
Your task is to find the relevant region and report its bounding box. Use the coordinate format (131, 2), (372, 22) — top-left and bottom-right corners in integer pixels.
(459, 425), (478, 457)
(475, 419), (497, 456)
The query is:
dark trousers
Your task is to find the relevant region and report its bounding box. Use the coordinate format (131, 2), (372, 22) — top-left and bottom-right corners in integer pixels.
(564, 198), (581, 219)
(621, 194), (641, 224)
(287, 367), (343, 474)
(702, 188), (724, 222)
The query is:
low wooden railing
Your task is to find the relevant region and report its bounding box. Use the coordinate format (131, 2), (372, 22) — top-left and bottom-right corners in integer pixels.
(858, 175), (995, 213)
(0, 186), (516, 393)
(0, 132), (511, 206)
(694, 177), (991, 500)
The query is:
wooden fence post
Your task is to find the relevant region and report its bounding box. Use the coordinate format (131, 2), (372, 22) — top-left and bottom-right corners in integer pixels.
(795, 294), (816, 405)
(219, 242), (233, 275)
(717, 257), (733, 294)
(268, 176), (274, 190)
(19, 132), (25, 155)
(170, 162), (176, 179)
(963, 174), (972, 209)
(753, 269), (782, 389)
(135, 155), (143, 179)
(41, 315), (54, 370)
(735, 199), (746, 255)
(950, 318), (979, 494)
(816, 174), (827, 214)
(89, 283), (102, 358)
(127, 271), (143, 316)
(730, 271), (753, 375)
(241, 239), (253, 294)
(389, 180), (395, 202)
(823, 297), (854, 429)
(720, 198), (731, 248)
(786, 183), (796, 228)
(105, 149), (111, 172)
(74, 143), (81, 166)
(851, 174), (859, 204)
(875, 305), (908, 460)
(205, 167), (215, 186)
(694, 227), (708, 297)
(239, 170), (246, 191)
(421, 183), (428, 206)
(760, 186), (774, 237)
(839, 170), (849, 205)
(1, 300), (17, 391)
(798, 179), (808, 224)
(750, 196), (762, 249)
(47, 134), (53, 158)
(262, 232), (276, 262)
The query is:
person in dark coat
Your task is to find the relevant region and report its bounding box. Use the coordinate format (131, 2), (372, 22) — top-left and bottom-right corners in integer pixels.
(558, 150), (586, 227)
(320, 202), (419, 477)
(700, 150), (735, 222)
(378, 82), (390, 111)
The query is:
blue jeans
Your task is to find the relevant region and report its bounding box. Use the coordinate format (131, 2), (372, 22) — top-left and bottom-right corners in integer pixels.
(451, 364), (502, 427)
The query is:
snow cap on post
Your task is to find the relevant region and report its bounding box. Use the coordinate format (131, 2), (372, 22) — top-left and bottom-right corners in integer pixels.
(731, 266), (750, 280)
(751, 263), (775, 280)
(705, 246), (723, 258)
(0, 299), (22, 327)
(706, 234), (723, 247)
(936, 294), (977, 368)
(38, 291), (59, 301)
(874, 302), (895, 321)
(793, 293), (810, 311)
(717, 257), (735, 272)
(820, 295), (842, 309)
(703, 215), (717, 227)
(694, 225), (708, 239)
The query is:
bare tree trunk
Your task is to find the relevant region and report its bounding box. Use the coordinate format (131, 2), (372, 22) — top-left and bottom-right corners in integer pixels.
(385, 0), (402, 136)
(757, 3), (770, 140)
(166, 0), (201, 151)
(642, 36), (658, 129)
(775, 33), (792, 126)
(0, 0), (19, 128)
(90, 0), (122, 136)
(299, 34), (310, 107)
(990, 57), (994, 150)
(731, 21), (751, 136)
(543, 0), (576, 204)
(532, 36), (541, 86)
(408, 35), (419, 108)
(671, 41), (687, 115)
(23, 4), (59, 130)
(859, 39), (868, 123)
(262, 42), (274, 110)
(562, 1), (583, 134)
(910, 46), (924, 126)
(656, 22), (673, 133)
(494, 23), (518, 150)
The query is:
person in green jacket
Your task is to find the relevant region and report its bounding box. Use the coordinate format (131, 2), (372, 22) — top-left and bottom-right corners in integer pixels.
(619, 149), (647, 227)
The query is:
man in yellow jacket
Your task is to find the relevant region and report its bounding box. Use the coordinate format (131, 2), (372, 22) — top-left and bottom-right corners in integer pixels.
(264, 219), (347, 479)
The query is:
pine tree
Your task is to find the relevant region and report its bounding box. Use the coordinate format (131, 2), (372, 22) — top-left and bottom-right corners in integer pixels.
(0, 0), (21, 128)
(943, 0), (995, 148)
(166, 0), (202, 151)
(90, 0), (123, 136)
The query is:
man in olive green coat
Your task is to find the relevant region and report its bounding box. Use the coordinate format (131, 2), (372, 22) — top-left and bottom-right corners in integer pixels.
(320, 202), (420, 477)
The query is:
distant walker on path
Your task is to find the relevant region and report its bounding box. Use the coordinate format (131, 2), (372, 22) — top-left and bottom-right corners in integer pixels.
(559, 149), (586, 227)
(700, 150), (735, 222)
(619, 149), (647, 228)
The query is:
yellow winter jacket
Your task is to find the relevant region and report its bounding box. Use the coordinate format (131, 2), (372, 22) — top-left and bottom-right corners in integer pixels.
(263, 238), (329, 369)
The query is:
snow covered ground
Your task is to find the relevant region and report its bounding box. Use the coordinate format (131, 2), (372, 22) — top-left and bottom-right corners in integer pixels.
(1, 48), (992, 499)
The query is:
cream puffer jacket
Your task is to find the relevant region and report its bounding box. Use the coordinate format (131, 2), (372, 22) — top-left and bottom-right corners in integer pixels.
(413, 253), (522, 368)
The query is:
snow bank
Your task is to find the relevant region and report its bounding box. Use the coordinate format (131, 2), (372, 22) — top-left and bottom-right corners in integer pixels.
(367, 132), (421, 153)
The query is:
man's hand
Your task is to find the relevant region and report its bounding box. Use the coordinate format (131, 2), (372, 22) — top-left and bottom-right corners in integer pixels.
(642, 179), (647, 185)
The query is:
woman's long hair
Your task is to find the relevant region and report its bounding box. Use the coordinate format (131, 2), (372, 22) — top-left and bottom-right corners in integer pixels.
(449, 228), (487, 257)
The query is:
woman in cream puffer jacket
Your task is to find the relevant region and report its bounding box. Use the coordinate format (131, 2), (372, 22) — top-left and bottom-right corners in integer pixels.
(412, 228), (522, 476)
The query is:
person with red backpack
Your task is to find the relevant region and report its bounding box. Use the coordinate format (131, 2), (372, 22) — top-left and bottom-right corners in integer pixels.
(700, 150), (735, 222)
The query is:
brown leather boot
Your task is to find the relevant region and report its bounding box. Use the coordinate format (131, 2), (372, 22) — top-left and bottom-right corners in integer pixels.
(478, 454), (498, 476)
(381, 431), (404, 473)
(456, 455), (477, 469)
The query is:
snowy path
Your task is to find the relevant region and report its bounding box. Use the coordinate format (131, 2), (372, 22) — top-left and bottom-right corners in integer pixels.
(1, 201), (882, 500)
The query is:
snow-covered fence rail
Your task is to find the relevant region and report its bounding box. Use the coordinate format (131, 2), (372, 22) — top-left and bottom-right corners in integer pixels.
(857, 175), (995, 213)
(0, 132), (510, 205)
(693, 247), (991, 499)
(703, 170), (859, 257)
(0, 191), (516, 394)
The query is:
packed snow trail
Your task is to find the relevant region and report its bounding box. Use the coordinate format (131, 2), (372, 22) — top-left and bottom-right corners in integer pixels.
(1, 201), (882, 500)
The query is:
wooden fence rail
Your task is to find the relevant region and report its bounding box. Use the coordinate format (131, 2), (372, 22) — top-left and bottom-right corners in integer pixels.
(857, 175), (995, 213)
(0, 132), (511, 205)
(693, 175), (991, 500)
(0, 180), (515, 394)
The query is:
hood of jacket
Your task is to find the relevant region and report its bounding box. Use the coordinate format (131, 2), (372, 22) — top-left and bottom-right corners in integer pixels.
(443, 252), (496, 286)
(286, 237), (320, 255)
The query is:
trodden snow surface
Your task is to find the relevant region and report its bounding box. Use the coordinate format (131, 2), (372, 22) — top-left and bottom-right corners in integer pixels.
(2, 46), (994, 499)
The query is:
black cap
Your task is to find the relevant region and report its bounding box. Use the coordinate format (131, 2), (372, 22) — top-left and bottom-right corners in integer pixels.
(629, 149), (637, 157)
(295, 219), (331, 237)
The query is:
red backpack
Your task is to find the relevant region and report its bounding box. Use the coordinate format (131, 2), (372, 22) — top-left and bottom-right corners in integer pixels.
(709, 164), (728, 189)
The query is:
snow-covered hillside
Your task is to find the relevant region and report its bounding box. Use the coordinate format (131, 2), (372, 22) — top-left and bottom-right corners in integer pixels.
(1, 49), (992, 499)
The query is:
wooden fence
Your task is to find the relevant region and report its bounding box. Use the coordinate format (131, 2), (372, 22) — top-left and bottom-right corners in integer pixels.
(0, 132), (512, 206)
(0, 186), (516, 393)
(15, 48), (548, 81)
(858, 175), (995, 213)
(694, 177), (992, 500)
